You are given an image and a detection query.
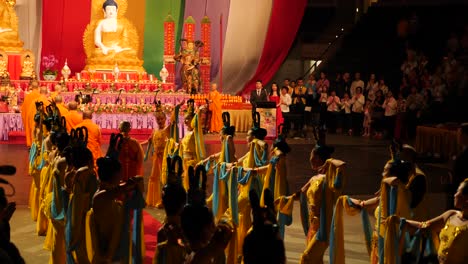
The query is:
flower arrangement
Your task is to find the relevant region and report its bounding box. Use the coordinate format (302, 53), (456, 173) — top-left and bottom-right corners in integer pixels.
(80, 103), (161, 114)
(42, 55), (59, 76)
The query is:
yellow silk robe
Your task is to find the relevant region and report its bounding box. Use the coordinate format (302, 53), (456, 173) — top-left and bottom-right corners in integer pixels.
(28, 128), (42, 221)
(437, 218), (468, 264)
(146, 128), (169, 207)
(300, 159), (345, 264)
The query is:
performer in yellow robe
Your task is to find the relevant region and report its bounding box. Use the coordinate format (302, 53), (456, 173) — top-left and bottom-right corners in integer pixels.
(27, 87), (51, 146)
(141, 103), (170, 208)
(28, 104), (44, 221)
(178, 100), (205, 191)
(63, 102), (83, 133)
(153, 156), (188, 263)
(200, 112), (237, 221)
(21, 81), (40, 147)
(208, 83), (223, 133)
(64, 145), (97, 264)
(76, 111), (102, 166)
(405, 178), (468, 264)
(86, 156), (145, 263)
(117, 121), (144, 182)
(48, 131), (71, 264)
(351, 159), (414, 264)
(296, 142), (345, 264)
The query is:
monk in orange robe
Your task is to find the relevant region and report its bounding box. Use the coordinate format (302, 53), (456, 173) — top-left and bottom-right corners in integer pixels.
(76, 111), (102, 166)
(208, 83), (223, 133)
(63, 102), (83, 132)
(54, 95), (69, 116)
(49, 84), (63, 101)
(21, 81), (40, 147)
(26, 87), (50, 146)
(118, 121), (144, 182)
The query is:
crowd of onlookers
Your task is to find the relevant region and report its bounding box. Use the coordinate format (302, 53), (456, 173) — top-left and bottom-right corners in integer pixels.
(261, 24), (468, 140)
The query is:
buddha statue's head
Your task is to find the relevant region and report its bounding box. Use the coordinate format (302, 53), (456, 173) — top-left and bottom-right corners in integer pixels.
(187, 42), (195, 51)
(102, 0), (118, 19)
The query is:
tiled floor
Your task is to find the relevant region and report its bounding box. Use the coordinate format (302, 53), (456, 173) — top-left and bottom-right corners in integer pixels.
(6, 133), (450, 263)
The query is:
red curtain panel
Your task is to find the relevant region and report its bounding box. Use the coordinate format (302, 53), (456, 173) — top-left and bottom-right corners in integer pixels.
(41, 0), (91, 77)
(241, 0), (307, 95)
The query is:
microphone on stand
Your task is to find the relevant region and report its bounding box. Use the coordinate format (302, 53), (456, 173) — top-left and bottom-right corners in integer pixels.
(115, 88), (124, 104)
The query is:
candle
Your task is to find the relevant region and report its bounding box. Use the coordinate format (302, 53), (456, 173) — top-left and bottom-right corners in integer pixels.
(76, 73), (81, 81)
(149, 74), (154, 81)
(103, 74), (107, 81)
(126, 73), (130, 81)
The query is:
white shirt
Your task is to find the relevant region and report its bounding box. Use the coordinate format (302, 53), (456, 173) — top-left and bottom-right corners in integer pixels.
(383, 97), (397, 116)
(341, 99), (351, 114)
(350, 94), (365, 113)
(279, 93), (292, 113)
(327, 96), (341, 112)
(350, 80), (364, 97)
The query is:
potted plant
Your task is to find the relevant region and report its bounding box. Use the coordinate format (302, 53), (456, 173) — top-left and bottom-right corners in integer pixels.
(42, 54), (59, 81)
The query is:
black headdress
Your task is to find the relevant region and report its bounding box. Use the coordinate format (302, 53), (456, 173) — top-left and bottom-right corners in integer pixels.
(34, 101), (44, 123)
(273, 124), (290, 154)
(184, 99), (196, 120)
(162, 156), (186, 216)
(69, 126), (88, 148)
(106, 133), (124, 160)
(312, 123), (334, 161)
(251, 111), (267, 140)
(187, 165), (207, 206)
(222, 112), (235, 137)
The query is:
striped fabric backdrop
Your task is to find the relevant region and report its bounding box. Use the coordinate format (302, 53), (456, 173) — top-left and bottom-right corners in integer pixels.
(35, 0), (306, 94)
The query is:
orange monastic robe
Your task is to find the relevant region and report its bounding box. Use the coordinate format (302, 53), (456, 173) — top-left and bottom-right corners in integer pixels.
(209, 90), (223, 133)
(27, 95), (50, 146)
(55, 103), (69, 116)
(76, 119), (102, 165)
(118, 136), (144, 182)
(21, 90), (40, 147)
(63, 110), (83, 132)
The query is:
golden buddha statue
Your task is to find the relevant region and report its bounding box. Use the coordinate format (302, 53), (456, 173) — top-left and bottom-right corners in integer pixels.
(83, 0), (143, 72)
(0, 50), (7, 74)
(174, 39), (203, 90)
(20, 50), (35, 79)
(0, 0), (24, 52)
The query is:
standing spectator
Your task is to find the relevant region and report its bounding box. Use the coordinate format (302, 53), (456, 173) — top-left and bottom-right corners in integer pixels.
(279, 86), (292, 131)
(326, 90), (341, 133)
(318, 86), (329, 128)
(363, 99), (372, 137)
(269, 83), (283, 127)
(406, 86), (423, 138)
(284, 78), (293, 95)
(447, 32), (460, 54)
(316, 72), (330, 94)
(340, 93), (352, 135)
(343, 72), (352, 96)
(350, 72), (364, 97)
(383, 91), (398, 139)
(350, 87), (365, 136)
(372, 90), (385, 139)
(304, 76), (317, 128)
(250, 80), (269, 106)
(395, 92), (407, 140)
(399, 76), (410, 98)
(378, 78), (389, 95)
(292, 78), (307, 137)
(431, 76), (447, 123)
(333, 73), (344, 98)
(365, 73), (379, 100)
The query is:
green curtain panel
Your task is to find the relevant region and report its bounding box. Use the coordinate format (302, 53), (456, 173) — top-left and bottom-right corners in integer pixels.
(143, 0), (185, 75)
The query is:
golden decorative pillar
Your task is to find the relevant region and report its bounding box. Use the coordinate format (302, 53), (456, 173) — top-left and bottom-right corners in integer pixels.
(200, 16), (211, 94)
(163, 14), (176, 84)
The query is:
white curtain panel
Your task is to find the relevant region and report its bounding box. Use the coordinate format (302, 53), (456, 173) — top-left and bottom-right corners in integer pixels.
(16, 0), (43, 70)
(219, 0), (272, 94)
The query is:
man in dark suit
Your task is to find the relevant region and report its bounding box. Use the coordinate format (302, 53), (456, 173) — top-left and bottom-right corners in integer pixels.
(250, 80), (268, 106)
